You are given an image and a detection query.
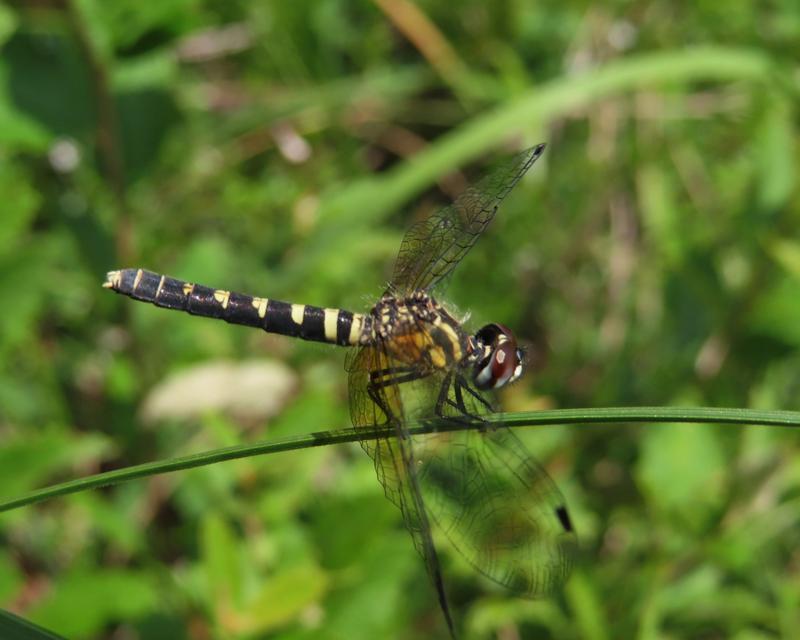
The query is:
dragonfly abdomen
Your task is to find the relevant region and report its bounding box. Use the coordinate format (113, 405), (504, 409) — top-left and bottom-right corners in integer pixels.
(104, 268), (367, 346)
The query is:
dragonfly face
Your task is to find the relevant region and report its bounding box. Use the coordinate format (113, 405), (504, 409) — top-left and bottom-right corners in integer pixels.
(470, 323), (525, 390)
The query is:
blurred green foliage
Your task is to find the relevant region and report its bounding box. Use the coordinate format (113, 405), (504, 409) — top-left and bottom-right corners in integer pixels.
(1, 1), (799, 638)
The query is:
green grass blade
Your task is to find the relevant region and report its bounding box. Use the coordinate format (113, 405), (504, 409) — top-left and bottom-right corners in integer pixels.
(320, 46), (774, 227)
(0, 610), (66, 640)
(1, 407), (798, 514)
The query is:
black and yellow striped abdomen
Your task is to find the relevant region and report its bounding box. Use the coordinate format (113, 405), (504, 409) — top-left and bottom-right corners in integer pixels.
(104, 269), (368, 346)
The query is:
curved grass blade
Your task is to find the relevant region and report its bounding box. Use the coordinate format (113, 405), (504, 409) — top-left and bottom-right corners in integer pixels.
(0, 407), (799, 514)
(0, 610), (66, 640)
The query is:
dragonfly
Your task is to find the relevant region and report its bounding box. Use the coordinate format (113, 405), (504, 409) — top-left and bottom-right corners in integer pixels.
(104, 143), (576, 638)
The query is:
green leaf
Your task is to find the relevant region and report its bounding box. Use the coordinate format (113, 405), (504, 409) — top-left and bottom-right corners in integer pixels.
(0, 163), (41, 254)
(565, 570), (609, 640)
(322, 532), (416, 640)
(0, 551), (23, 603)
(0, 4), (18, 48)
(113, 51), (179, 92)
(27, 570), (158, 638)
(636, 422), (727, 525)
(0, 610), (66, 640)
(3, 32), (93, 137)
(638, 164), (682, 265)
(0, 61), (50, 151)
(201, 513), (243, 611)
(657, 566), (722, 614)
(767, 239), (800, 282)
(755, 94), (796, 212)
(117, 88), (180, 183)
(95, 0), (202, 49)
(747, 276), (800, 347)
(69, 0), (113, 64)
(0, 248), (50, 357)
(0, 431), (110, 501)
(308, 493), (396, 570)
(238, 564), (329, 634)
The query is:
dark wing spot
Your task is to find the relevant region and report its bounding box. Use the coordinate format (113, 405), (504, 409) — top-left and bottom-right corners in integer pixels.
(555, 505), (573, 533)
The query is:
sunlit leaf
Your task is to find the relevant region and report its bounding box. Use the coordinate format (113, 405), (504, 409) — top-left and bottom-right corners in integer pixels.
(636, 423), (727, 526)
(27, 570), (158, 638)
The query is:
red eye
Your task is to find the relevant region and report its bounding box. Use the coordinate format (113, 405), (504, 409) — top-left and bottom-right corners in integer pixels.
(490, 342), (518, 387)
(473, 324), (523, 390)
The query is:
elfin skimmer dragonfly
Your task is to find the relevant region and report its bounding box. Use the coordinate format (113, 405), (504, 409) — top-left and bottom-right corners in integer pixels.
(104, 143), (576, 637)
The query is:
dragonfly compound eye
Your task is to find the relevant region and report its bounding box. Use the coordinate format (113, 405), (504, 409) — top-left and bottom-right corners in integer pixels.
(473, 323), (522, 390)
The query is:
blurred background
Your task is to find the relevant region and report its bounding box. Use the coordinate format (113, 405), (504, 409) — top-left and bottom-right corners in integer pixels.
(1, 1), (799, 638)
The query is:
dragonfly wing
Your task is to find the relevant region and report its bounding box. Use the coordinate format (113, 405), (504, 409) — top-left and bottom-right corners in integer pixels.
(348, 344), (576, 597)
(345, 345), (458, 637)
(388, 144), (546, 295)
(415, 372), (577, 596)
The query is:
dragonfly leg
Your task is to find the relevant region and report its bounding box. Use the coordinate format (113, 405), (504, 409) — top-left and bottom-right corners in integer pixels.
(455, 374), (494, 412)
(369, 365), (418, 385)
(433, 372), (489, 431)
(455, 375), (494, 432)
(367, 366), (430, 424)
(366, 385), (397, 424)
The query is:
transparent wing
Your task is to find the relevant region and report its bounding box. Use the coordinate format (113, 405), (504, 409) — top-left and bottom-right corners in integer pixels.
(417, 371), (577, 595)
(346, 343), (576, 598)
(345, 345), (415, 521)
(345, 344), (457, 637)
(389, 144), (546, 295)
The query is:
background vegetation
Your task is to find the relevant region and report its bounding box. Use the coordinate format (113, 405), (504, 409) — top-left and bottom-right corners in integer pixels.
(1, 1), (799, 638)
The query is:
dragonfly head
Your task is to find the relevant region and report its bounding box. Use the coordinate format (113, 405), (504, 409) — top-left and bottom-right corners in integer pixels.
(471, 323), (524, 390)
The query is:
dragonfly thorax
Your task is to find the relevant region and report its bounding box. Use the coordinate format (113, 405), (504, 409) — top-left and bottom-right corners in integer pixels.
(367, 292), (469, 370)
